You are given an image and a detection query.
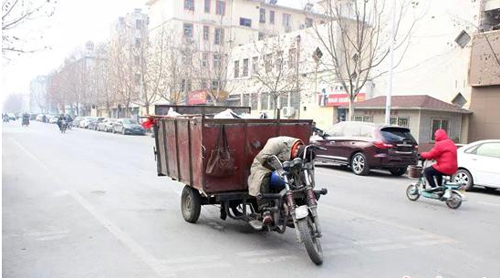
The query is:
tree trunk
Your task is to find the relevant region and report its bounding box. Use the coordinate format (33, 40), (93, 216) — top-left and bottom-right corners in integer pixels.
(348, 99), (354, 121)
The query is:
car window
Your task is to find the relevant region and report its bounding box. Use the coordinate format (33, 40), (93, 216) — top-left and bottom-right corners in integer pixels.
(474, 143), (500, 159)
(343, 123), (361, 137)
(325, 122), (345, 137)
(380, 127), (416, 143)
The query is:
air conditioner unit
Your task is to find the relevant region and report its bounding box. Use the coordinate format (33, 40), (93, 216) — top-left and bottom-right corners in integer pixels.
(282, 106), (296, 117)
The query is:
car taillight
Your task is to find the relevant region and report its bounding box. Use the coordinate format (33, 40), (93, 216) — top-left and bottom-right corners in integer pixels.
(374, 141), (395, 149)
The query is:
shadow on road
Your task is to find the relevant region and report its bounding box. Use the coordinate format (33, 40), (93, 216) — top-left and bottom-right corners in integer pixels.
(315, 164), (408, 180)
(468, 187), (500, 196)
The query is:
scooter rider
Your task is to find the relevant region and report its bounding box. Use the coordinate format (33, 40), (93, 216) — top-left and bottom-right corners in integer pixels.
(57, 114), (66, 131)
(420, 129), (458, 190)
(248, 136), (314, 225)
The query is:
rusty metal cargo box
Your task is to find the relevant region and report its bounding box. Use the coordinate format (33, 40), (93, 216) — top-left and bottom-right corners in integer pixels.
(153, 117), (312, 194)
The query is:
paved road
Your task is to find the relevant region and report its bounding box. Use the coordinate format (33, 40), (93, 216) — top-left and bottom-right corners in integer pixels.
(3, 121), (500, 278)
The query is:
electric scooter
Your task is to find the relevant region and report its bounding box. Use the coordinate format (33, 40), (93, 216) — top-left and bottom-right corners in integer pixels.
(406, 159), (466, 209)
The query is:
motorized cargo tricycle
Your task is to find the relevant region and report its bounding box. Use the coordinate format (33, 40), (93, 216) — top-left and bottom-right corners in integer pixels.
(151, 112), (328, 265)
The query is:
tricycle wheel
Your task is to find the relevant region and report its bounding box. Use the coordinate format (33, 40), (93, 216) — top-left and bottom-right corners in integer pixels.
(181, 186), (201, 223)
(297, 216), (323, 265)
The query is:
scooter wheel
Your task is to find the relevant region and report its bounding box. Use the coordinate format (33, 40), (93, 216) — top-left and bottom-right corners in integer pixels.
(446, 192), (462, 209)
(406, 184), (420, 201)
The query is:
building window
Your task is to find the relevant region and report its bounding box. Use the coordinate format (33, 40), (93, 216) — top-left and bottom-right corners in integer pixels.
(276, 51), (283, 72)
(265, 54), (272, 73)
(288, 48), (296, 68)
(214, 28), (224, 45)
(431, 119), (449, 141)
(242, 58), (249, 77)
(213, 54), (221, 68)
(183, 23), (193, 38)
(305, 17), (313, 27)
(258, 32), (265, 40)
(184, 0), (194, 11)
(182, 51), (192, 65)
(252, 56), (258, 74)
(204, 0), (210, 13)
(390, 116), (409, 127)
(240, 17), (252, 27)
(251, 93), (258, 110)
(136, 19), (143, 29)
(290, 92), (299, 109)
(211, 80), (220, 91)
(261, 93), (269, 110)
(216, 1), (225, 16)
(282, 13), (291, 32)
(203, 26), (209, 40)
(202, 53), (209, 68)
(259, 8), (266, 23)
(269, 10), (275, 24)
(234, 60), (240, 78)
(135, 38), (141, 48)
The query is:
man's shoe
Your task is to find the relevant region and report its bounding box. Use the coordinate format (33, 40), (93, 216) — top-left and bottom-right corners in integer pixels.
(262, 211), (273, 226)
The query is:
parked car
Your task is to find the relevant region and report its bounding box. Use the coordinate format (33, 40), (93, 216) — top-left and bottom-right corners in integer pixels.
(453, 140), (500, 191)
(98, 118), (116, 132)
(311, 121), (418, 176)
(79, 117), (96, 128)
(113, 119), (145, 135)
(88, 117), (105, 130)
(49, 115), (59, 124)
(7, 113), (16, 120)
(72, 117), (82, 127)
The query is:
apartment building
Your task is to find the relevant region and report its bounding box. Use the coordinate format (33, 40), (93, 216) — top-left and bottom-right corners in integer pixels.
(145, 0), (328, 104)
(105, 9), (149, 118)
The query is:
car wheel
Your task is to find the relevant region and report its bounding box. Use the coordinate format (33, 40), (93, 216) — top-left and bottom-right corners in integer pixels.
(453, 169), (474, 191)
(351, 152), (370, 176)
(390, 167), (407, 176)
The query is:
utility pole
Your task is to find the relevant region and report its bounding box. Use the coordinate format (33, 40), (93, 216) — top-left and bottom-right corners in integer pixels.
(384, 0), (397, 125)
(296, 35), (301, 119)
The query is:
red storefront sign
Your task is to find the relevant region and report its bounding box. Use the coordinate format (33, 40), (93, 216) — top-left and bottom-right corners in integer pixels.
(318, 92), (366, 107)
(188, 90), (207, 105)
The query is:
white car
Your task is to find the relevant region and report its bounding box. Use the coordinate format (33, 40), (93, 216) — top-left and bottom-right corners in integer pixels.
(454, 140), (500, 190)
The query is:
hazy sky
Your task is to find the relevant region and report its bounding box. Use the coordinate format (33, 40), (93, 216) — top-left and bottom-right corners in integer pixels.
(1, 0), (307, 104)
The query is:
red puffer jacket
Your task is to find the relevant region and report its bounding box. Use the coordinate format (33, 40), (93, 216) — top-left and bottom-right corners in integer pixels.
(420, 129), (458, 175)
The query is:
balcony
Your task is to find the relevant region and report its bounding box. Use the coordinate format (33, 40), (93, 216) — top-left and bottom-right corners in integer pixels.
(469, 30), (500, 87)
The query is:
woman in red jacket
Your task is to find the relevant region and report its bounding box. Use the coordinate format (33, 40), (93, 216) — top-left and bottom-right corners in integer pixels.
(420, 129), (458, 189)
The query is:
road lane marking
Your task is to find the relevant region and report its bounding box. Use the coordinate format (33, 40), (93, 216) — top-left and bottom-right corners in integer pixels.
(412, 239), (455, 246)
(247, 255), (298, 264)
(323, 248), (357, 256)
(237, 249), (291, 257)
(320, 204), (456, 243)
(352, 238), (394, 245)
(11, 138), (178, 278)
(367, 244), (408, 252)
(478, 201), (500, 208)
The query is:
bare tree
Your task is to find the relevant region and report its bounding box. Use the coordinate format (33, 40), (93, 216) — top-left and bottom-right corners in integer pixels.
(3, 93), (23, 112)
(2, 0), (56, 58)
(250, 34), (303, 118)
(133, 28), (169, 114)
(108, 34), (137, 117)
(313, 0), (417, 120)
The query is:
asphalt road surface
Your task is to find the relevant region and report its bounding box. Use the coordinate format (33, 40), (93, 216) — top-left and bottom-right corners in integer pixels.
(3, 121), (500, 278)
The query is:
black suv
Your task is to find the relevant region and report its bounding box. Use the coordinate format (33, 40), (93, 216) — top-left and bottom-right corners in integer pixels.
(311, 121), (418, 176)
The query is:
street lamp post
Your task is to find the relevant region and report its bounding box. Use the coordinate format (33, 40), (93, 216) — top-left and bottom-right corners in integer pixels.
(384, 0), (397, 125)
